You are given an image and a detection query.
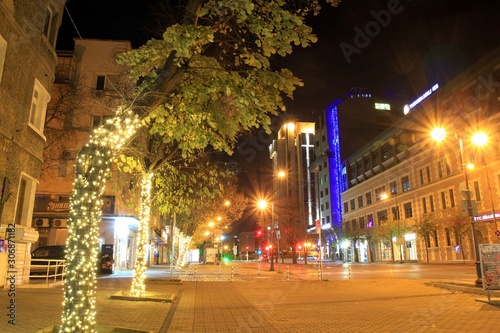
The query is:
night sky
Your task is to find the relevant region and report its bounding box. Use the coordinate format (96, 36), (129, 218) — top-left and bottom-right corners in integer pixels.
(58, 0), (500, 120)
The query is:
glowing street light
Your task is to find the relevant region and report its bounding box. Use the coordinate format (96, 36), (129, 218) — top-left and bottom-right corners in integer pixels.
(431, 127), (484, 285)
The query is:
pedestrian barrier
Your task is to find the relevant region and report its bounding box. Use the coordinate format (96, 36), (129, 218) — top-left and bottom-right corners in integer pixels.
(29, 259), (66, 286)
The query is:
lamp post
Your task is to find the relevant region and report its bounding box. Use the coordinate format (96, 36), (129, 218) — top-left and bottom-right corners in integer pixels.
(258, 200), (275, 271)
(431, 128), (482, 286)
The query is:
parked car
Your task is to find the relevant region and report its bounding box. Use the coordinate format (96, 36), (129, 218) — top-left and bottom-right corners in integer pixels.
(30, 245), (66, 274)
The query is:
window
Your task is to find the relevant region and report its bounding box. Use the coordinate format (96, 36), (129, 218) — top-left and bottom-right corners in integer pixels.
(43, 6), (60, 46)
(321, 204), (324, 211)
(325, 202), (329, 210)
(29, 79), (50, 133)
(326, 216), (330, 223)
(367, 214), (374, 227)
(0, 34), (6, 84)
(359, 216), (365, 229)
(96, 75), (106, 90)
(390, 181), (398, 195)
(351, 219), (357, 229)
(432, 230), (439, 247)
(422, 197), (427, 214)
(15, 174), (37, 226)
(429, 195), (435, 212)
(357, 196), (363, 208)
(426, 166), (431, 183)
(403, 202), (413, 218)
(445, 228), (452, 246)
(419, 169), (424, 185)
(391, 206), (400, 220)
(325, 188), (329, 196)
(438, 159), (451, 178)
(401, 176), (410, 192)
(343, 202), (349, 213)
(377, 210), (388, 223)
(95, 74), (121, 91)
(92, 115), (113, 129)
(320, 191), (324, 198)
(449, 189), (455, 208)
(366, 192), (372, 205)
(441, 191), (447, 209)
(474, 181), (481, 201)
(350, 199), (356, 211)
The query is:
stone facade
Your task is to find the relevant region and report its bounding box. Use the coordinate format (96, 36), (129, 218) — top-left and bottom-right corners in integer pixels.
(0, 0), (66, 285)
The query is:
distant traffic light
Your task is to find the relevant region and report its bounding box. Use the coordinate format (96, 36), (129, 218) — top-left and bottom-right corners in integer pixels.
(256, 229), (263, 237)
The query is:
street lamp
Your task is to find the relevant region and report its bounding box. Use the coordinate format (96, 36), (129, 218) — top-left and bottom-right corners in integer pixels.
(258, 200), (275, 271)
(431, 128), (482, 286)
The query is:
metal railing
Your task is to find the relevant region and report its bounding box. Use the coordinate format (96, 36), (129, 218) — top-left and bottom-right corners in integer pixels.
(29, 259), (66, 285)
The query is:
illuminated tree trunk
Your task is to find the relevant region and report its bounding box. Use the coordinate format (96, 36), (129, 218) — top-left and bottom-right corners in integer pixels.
(130, 173), (153, 297)
(61, 111), (139, 333)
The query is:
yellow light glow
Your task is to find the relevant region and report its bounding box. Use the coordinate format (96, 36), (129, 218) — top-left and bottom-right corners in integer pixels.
(471, 132), (488, 147)
(277, 171), (285, 178)
(430, 127), (446, 142)
(258, 200), (267, 209)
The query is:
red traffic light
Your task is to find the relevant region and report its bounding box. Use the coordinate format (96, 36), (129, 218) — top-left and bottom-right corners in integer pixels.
(256, 229), (262, 237)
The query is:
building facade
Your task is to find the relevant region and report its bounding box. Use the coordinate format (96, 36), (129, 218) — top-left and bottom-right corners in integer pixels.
(0, 0), (66, 286)
(311, 92), (402, 260)
(341, 47), (500, 264)
(267, 117), (316, 259)
(32, 39), (152, 273)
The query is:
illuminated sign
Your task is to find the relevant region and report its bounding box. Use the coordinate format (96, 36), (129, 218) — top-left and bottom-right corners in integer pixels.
(404, 83), (439, 115)
(474, 212), (500, 221)
(374, 103), (391, 110)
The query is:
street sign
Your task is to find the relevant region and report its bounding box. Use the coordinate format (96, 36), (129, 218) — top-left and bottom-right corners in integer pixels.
(276, 230), (281, 240)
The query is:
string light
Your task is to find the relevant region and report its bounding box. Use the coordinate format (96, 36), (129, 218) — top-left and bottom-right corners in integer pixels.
(61, 108), (140, 332)
(130, 173), (153, 297)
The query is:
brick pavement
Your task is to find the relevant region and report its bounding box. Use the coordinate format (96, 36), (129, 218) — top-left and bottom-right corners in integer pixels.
(1, 263), (499, 332)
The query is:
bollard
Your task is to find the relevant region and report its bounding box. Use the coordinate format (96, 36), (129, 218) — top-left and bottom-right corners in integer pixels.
(235, 263), (238, 275)
(286, 265), (290, 282)
(348, 265), (352, 280)
(258, 263), (261, 275)
(194, 266), (197, 282)
(218, 263), (221, 275)
(189, 266), (192, 275)
(318, 264), (321, 281)
(231, 266), (234, 282)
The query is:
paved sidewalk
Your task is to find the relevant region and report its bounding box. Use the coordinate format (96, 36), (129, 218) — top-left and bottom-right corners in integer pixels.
(1, 263), (499, 333)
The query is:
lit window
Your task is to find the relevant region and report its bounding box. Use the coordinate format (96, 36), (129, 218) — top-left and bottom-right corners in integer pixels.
(29, 79), (50, 134)
(374, 103), (391, 110)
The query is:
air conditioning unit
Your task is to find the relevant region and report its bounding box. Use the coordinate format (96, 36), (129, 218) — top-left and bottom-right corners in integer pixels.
(53, 219), (68, 228)
(34, 218), (50, 227)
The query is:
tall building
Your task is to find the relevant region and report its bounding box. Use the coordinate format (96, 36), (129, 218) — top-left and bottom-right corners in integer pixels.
(311, 91), (402, 259)
(0, 0), (66, 286)
(341, 47), (500, 264)
(269, 116), (315, 229)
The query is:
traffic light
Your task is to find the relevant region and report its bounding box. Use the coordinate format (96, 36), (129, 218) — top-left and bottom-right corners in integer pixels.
(256, 229), (263, 237)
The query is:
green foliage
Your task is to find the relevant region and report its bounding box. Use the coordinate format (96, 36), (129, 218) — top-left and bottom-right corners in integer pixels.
(153, 155), (232, 218)
(117, 0), (339, 158)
